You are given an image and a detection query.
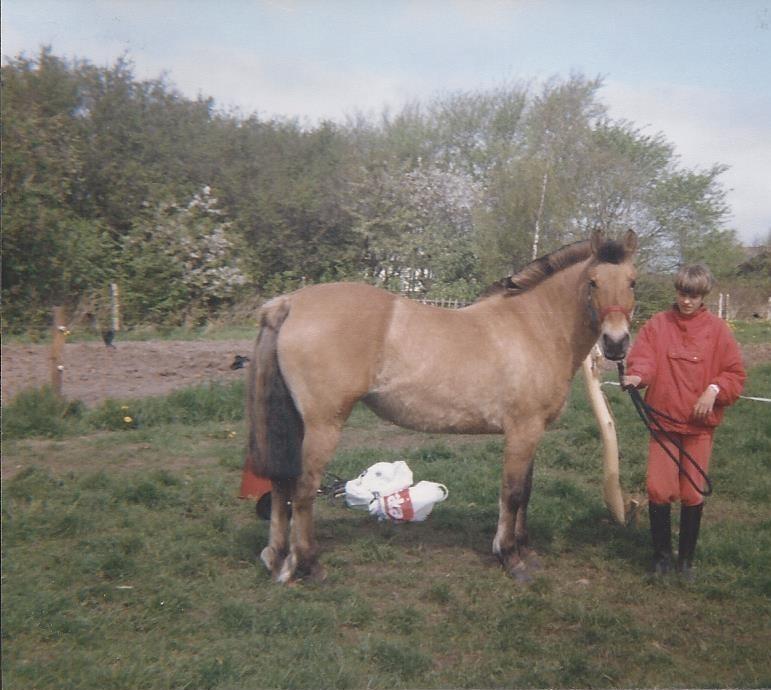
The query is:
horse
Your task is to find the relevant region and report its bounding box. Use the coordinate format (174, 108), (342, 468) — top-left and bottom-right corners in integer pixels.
(246, 229), (638, 582)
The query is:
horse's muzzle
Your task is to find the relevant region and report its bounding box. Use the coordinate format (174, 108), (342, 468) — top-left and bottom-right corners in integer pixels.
(601, 332), (630, 361)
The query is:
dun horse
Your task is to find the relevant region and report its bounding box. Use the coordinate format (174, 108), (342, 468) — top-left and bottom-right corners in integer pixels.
(247, 230), (638, 582)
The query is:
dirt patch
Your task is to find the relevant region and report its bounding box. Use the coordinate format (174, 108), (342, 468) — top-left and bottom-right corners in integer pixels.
(2, 339), (769, 408)
(741, 342), (771, 368)
(1, 339), (254, 406)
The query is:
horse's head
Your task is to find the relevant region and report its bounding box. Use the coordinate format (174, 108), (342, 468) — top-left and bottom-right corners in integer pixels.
(587, 229), (638, 361)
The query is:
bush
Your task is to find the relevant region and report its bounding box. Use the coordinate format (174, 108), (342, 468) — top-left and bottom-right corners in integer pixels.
(127, 380), (245, 427)
(1, 387), (84, 439)
(2, 380), (247, 439)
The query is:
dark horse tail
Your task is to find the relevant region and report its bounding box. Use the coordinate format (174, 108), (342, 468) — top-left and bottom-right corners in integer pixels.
(246, 298), (304, 480)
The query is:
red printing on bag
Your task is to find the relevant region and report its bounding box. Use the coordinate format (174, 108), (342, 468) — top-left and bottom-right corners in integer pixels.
(383, 488), (415, 522)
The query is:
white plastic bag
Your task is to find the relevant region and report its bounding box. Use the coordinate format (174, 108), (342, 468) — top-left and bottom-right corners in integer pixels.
(344, 461), (413, 509)
(369, 481), (449, 523)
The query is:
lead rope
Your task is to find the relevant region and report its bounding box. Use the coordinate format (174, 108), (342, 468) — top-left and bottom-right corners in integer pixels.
(617, 362), (713, 497)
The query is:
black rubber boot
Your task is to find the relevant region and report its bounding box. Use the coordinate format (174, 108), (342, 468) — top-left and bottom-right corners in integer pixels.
(649, 502), (673, 576)
(677, 502), (703, 581)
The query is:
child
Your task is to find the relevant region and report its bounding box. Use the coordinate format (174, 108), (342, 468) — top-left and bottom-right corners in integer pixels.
(622, 264), (746, 578)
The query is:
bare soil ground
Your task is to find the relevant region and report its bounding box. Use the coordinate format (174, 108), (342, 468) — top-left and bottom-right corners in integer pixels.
(3, 339), (770, 408)
(2, 339), (254, 406)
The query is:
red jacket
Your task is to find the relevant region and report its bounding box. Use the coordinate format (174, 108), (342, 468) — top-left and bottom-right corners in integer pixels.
(625, 305), (746, 434)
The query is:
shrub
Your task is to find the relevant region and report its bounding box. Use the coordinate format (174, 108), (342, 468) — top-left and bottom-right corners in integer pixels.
(1, 386), (83, 439)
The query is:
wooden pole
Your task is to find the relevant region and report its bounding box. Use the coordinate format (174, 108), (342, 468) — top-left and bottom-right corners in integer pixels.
(582, 345), (626, 525)
(110, 282), (121, 332)
(50, 306), (66, 397)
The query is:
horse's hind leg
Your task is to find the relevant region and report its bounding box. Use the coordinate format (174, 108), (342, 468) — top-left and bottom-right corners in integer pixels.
(261, 479), (294, 578)
(494, 422), (545, 581)
(277, 422), (343, 583)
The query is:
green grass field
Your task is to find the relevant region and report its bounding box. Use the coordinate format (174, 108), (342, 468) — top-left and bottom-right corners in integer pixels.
(2, 360), (770, 689)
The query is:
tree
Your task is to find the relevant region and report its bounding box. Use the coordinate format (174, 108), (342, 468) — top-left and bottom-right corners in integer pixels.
(1, 49), (117, 329)
(121, 187), (246, 325)
(345, 159), (481, 297)
(647, 166), (735, 272)
(1, 47), (745, 331)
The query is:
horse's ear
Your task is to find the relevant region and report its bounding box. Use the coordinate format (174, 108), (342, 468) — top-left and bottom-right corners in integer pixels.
(622, 228), (638, 256)
(590, 229), (605, 256)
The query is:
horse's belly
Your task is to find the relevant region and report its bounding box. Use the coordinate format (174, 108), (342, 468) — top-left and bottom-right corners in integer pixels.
(362, 389), (504, 434)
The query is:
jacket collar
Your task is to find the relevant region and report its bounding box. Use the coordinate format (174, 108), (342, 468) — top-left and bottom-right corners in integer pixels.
(671, 303), (708, 329)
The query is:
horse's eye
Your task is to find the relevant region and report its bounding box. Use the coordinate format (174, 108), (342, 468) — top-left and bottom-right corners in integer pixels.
(630, 280), (636, 289)
(589, 279), (597, 289)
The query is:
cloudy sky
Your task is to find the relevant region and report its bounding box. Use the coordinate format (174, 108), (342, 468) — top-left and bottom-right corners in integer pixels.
(4, 0), (770, 244)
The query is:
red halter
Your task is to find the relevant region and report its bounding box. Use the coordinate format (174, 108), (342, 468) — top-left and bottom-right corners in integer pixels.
(599, 304), (632, 322)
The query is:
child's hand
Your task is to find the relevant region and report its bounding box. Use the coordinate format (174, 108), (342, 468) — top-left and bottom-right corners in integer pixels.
(693, 387), (718, 421)
(622, 375), (641, 390)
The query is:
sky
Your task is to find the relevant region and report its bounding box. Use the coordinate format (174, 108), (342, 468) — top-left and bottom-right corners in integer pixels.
(3, 0), (770, 245)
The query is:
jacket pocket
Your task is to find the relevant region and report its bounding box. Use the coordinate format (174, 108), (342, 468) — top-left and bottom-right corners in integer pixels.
(666, 350), (705, 423)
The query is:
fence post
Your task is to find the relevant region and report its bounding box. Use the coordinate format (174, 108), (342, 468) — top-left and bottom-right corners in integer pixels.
(581, 345), (626, 525)
(110, 282), (121, 332)
(50, 306), (66, 397)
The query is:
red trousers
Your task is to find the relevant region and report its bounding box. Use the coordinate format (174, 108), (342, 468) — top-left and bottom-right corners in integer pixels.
(647, 432), (713, 506)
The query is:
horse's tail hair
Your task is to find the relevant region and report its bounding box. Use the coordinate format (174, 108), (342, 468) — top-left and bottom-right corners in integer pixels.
(246, 298), (304, 481)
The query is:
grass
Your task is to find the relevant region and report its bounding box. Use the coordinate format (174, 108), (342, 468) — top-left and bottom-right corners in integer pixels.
(2, 381), (246, 439)
(731, 318), (771, 345)
(2, 361), (770, 688)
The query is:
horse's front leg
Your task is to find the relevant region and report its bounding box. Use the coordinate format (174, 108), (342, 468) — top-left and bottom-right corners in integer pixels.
(277, 423), (342, 583)
(494, 423), (544, 581)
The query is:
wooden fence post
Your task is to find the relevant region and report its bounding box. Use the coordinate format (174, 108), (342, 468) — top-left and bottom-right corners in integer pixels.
(582, 345), (626, 525)
(110, 282), (121, 332)
(50, 306), (67, 397)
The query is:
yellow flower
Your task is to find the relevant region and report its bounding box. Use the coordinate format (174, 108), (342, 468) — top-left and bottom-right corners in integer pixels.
(123, 416), (133, 424)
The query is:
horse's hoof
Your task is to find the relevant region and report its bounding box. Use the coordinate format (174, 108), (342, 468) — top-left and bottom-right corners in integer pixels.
(523, 551), (542, 571)
(260, 546), (285, 577)
(276, 553), (297, 583)
(273, 551), (326, 584)
(507, 560), (533, 584)
(301, 562), (327, 583)
(260, 546), (273, 571)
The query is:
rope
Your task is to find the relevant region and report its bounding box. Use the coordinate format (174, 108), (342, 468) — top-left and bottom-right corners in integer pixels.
(602, 381), (771, 403)
(616, 362), (713, 497)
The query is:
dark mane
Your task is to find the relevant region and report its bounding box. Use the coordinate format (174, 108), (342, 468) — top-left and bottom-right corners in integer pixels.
(478, 235), (632, 301)
(479, 239), (592, 299)
(594, 238), (629, 264)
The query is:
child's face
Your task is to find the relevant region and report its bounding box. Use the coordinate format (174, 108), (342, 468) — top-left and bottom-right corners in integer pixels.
(676, 290), (704, 315)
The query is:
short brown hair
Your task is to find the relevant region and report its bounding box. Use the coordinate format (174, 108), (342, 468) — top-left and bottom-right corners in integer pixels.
(674, 263), (714, 297)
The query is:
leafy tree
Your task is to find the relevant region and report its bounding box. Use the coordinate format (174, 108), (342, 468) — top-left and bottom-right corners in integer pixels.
(1, 48), (747, 331)
(346, 160), (481, 296)
(121, 187), (246, 325)
(1, 49), (117, 329)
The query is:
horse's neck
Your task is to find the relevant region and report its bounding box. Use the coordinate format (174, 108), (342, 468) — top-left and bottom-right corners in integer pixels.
(515, 260), (598, 373)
